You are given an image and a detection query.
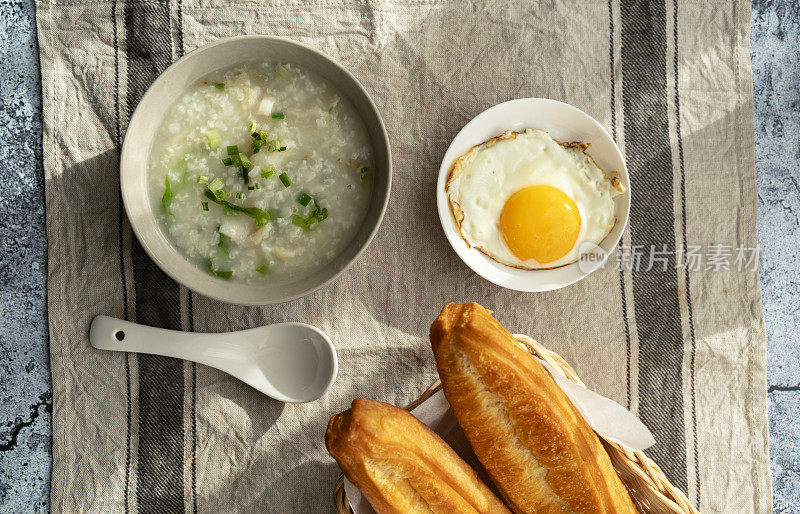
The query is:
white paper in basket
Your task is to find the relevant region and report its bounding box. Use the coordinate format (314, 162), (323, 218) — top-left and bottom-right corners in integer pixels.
(344, 362), (655, 513)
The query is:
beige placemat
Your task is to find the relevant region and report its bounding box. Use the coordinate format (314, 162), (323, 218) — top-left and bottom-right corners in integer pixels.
(36, 0), (769, 512)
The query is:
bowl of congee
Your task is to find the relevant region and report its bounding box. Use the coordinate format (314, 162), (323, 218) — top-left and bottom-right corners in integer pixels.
(121, 36), (391, 305)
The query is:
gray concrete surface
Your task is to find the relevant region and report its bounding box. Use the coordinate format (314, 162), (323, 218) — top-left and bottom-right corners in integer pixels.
(0, 0), (51, 510)
(752, 0), (800, 511)
(0, 0), (797, 511)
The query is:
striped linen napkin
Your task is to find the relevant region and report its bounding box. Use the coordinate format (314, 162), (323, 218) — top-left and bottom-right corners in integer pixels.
(35, 0), (768, 512)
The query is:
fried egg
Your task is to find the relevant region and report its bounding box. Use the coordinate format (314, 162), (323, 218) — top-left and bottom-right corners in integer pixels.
(446, 129), (623, 269)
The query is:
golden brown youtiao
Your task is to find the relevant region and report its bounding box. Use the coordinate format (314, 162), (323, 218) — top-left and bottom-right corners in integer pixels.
(326, 398), (510, 514)
(430, 302), (637, 514)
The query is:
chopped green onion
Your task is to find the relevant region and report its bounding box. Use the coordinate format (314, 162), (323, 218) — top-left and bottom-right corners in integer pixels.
(205, 259), (232, 279)
(215, 226), (231, 256)
(271, 112), (285, 119)
(238, 151), (252, 184)
(235, 192), (245, 199)
(204, 189), (272, 225)
(248, 186), (255, 191)
(222, 157), (233, 166)
(256, 263), (269, 275)
(311, 205), (328, 223)
(249, 125), (273, 153)
(274, 64), (288, 77)
(279, 172), (292, 188)
(201, 201), (209, 211)
(161, 176), (174, 216)
(204, 130), (221, 149)
(290, 214), (309, 231)
(279, 146), (287, 152)
(296, 192), (312, 207)
(267, 140), (280, 152)
(208, 178), (225, 192)
(290, 199), (328, 232)
(212, 82), (225, 90)
(197, 175), (209, 184)
(254, 182), (261, 190)
(359, 166), (370, 183)
(261, 165), (276, 179)
(226, 145), (239, 156)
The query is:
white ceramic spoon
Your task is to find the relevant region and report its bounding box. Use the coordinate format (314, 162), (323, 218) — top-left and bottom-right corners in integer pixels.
(90, 316), (338, 403)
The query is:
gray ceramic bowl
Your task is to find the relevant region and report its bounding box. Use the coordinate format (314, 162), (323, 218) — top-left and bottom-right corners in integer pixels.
(121, 36), (391, 305)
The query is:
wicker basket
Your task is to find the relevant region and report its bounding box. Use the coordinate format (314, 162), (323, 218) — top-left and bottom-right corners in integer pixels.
(333, 334), (699, 514)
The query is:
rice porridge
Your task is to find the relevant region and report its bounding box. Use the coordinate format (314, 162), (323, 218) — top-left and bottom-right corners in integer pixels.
(149, 61), (373, 282)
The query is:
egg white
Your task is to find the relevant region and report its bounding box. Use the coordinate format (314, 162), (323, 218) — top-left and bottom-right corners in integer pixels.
(446, 129), (623, 269)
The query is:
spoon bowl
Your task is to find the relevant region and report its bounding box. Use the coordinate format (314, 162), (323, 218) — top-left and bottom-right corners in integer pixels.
(90, 316), (338, 403)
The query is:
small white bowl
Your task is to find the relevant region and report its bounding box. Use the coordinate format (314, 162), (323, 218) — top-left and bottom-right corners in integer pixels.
(121, 36), (391, 305)
(436, 98), (629, 292)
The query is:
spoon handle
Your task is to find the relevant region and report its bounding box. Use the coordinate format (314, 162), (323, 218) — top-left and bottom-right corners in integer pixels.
(90, 315), (218, 363)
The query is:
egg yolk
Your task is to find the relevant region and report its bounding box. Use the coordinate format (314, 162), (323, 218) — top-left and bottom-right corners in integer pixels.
(498, 185), (581, 264)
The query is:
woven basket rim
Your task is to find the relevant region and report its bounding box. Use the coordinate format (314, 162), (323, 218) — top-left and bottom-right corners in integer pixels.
(332, 334), (699, 514)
